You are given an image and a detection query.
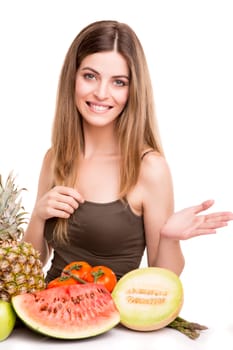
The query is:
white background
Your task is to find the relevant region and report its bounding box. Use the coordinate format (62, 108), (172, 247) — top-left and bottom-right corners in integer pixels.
(1, 0), (233, 344)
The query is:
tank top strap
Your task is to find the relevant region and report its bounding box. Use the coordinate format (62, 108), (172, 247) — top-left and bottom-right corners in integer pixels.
(141, 148), (155, 160)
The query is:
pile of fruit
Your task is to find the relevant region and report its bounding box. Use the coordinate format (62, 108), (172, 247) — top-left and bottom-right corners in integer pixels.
(47, 260), (117, 292)
(0, 172), (207, 342)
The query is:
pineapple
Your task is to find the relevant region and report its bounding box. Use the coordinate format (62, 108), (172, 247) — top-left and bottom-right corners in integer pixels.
(0, 172), (46, 302)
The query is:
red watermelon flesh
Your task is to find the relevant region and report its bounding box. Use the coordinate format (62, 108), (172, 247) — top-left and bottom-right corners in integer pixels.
(11, 283), (120, 339)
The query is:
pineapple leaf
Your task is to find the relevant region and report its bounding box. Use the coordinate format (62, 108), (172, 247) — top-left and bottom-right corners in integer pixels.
(0, 171), (28, 241)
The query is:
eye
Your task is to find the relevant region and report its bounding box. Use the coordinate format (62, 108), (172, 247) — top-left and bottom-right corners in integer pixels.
(84, 73), (96, 80)
(113, 79), (128, 87)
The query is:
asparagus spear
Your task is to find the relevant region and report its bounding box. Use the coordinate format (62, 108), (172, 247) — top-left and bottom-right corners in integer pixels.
(167, 316), (208, 339)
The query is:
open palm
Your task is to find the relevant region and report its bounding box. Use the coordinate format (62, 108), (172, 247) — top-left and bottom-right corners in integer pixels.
(161, 199), (233, 240)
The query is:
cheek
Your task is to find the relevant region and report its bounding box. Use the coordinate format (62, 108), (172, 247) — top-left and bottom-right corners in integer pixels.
(75, 83), (87, 111)
(115, 89), (129, 107)
(75, 82), (89, 99)
(75, 75), (93, 101)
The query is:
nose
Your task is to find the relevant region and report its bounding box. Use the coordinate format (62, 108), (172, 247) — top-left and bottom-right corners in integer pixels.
(94, 80), (109, 100)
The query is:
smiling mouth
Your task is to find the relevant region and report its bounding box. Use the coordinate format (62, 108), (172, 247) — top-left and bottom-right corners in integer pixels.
(87, 102), (112, 112)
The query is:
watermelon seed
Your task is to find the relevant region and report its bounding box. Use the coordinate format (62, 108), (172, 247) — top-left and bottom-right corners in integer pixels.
(90, 292), (95, 298)
(57, 303), (63, 309)
(40, 304), (49, 311)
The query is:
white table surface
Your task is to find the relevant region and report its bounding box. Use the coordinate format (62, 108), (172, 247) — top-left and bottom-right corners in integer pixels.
(1, 319), (233, 350)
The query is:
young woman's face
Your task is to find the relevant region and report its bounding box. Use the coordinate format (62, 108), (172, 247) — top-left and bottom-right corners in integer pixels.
(75, 51), (130, 127)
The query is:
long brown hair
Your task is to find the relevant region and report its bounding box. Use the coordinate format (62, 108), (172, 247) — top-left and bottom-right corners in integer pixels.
(51, 20), (164, 241)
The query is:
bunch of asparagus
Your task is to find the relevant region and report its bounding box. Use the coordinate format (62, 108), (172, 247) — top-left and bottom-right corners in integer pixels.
(167, 316), (208, 339)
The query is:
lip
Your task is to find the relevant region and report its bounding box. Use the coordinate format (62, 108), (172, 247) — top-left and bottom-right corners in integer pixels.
(86, 102), (113, 113)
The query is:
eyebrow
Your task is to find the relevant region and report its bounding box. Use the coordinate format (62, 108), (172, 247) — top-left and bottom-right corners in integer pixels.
(81, 66), (129, 80)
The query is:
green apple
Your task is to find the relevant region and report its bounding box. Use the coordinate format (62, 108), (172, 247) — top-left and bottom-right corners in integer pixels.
(0, 300), (16, 341)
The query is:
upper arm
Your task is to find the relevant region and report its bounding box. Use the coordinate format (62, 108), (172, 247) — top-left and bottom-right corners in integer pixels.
(36, 148), (54, 200)
(140, 153), (185, 275)
(140, 152), (174, 266)
(25, 149), (54, 263)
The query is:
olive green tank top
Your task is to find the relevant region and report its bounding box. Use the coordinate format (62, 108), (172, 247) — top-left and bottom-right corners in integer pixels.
(44, 200), (146, 282)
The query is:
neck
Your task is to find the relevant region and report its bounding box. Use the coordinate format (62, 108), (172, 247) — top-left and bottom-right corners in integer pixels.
(83, 123), (119, 158)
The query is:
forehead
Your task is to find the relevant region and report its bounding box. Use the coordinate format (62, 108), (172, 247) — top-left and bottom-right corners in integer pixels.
(79, 51), (129, 76)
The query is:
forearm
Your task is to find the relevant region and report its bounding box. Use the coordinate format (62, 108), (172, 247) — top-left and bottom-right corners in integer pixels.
(153, 238), (185, 276)
(24, 212), (51, 266)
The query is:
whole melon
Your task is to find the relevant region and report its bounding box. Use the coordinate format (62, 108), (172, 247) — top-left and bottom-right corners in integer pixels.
(112, 267), (183, 331)
(11, 283), (120, 339)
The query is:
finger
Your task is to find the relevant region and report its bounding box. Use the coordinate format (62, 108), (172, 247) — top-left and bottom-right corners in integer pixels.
(55, 201), (77, 214)
(193, 199), (215, 215)
(183, 220), (229, 239)
(201, 221), (228, 230)
(50, 208), (71, 219)
(54, 186), (85, 203)
(66, 188), (85, 203)
(204, 212), (233, 222)
(57, 194), (80, 210)
(186, 228), (217, 239)
(43, 207), (72, 219)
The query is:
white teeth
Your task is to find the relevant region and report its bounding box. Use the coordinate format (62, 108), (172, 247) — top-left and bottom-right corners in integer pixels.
(90, 103), (109, 112)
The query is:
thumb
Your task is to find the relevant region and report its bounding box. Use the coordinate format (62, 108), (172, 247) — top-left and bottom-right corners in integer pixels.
(194, 199), (215, 214)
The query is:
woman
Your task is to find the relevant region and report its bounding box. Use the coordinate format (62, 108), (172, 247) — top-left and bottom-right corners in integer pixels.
(24, 20), (233, 282)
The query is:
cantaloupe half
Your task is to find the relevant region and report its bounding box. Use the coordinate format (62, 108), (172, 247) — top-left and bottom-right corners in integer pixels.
(112, 267), (183, 331)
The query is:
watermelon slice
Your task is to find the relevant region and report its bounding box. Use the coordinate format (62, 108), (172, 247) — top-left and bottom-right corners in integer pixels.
(112, 267), (183, 331)
(11, 283), (120, 339)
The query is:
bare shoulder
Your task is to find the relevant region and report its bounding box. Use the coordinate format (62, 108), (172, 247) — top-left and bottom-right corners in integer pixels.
(43, 148), (53, 166)
(140, 151), (172, 186)
(40, 149), (54, 179)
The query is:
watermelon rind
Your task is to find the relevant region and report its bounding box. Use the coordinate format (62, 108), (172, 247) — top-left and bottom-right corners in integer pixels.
(112, 267), (183, 331)
(11, 283), (120, 339)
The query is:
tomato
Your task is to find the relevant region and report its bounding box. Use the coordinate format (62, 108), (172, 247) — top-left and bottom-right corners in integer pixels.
(47, 261), (117, 292)
(62, 261), (92, 283)
(85, 265), (117, 292)
(47, 275), (77, 288)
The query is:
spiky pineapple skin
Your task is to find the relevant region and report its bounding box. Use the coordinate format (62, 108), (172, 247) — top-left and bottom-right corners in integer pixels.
(0, 172), (46, 301)
(0, 240), (46, 302)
